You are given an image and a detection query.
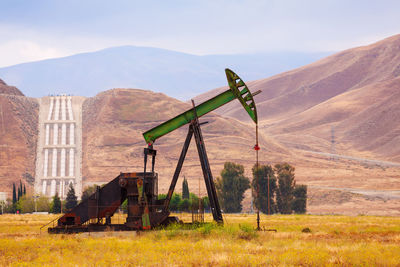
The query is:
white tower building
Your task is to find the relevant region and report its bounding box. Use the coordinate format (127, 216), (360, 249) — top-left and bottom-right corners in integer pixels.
(34, 95), (84, 199)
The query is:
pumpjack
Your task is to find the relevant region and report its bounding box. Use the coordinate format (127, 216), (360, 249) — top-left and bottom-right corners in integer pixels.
(48, 69), (258, 233)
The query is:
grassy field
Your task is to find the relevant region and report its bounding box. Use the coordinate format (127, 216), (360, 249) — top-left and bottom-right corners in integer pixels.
(0, 213), (399, 266)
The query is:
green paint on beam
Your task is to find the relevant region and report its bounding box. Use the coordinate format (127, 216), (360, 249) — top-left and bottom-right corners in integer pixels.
(143, 69), (258, 144)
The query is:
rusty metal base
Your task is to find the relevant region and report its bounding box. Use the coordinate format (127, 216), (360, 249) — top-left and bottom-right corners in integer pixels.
(48, 224), (130, 234)
(48, 216), (180, 234)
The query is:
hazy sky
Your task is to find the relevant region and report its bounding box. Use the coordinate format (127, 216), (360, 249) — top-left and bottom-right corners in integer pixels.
(0, 0), (399, 67)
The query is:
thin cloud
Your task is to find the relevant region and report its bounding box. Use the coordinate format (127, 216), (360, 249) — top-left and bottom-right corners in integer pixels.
(0, 1), (399, 66)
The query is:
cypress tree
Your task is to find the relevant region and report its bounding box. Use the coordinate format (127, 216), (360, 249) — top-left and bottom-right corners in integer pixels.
(65, 184), (78, 211)
(23, 184), (26, 196)
(182, 177), (190, 199)
(17, 180), (23, 201)
(12, 183), (17, 204)
(17, 185), (21, 201)
(51, 193), (61, 213)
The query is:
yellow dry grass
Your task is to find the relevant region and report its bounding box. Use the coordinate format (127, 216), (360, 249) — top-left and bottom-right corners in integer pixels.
(0, 213), (399, 266)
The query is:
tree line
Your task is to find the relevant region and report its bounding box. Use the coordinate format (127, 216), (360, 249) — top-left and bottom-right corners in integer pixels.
(1, 183), (78, 214)
(216, 162), (307, 214)
(157, 162), (306, 214)
(1, 162), (306, 215)
(160, 176), (211, 212)
(119, 176), (210, 213)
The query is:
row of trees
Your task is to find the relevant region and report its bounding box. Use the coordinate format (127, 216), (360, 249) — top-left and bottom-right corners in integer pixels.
(159, 193), (210, 212)
(162, 162), (306, 214)
(2, 184), (78, 214)
(2, 178), (205, 214)
(9, 181), (27, 213)
(216, 162), (307, 214)
(135, 162), (305, 214)
(2, 162), (306, 215)
(13, 181), (26, 203)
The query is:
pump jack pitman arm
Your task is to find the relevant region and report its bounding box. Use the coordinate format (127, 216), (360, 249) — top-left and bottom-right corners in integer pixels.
(143, 68), (260, 144)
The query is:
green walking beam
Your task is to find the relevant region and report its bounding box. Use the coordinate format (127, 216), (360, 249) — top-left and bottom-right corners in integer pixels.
(143, 68), (259, 144)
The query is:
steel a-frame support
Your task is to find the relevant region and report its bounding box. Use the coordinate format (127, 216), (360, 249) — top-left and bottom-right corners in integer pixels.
(191, 120), (223, 223)
(163, 103), (223, 223)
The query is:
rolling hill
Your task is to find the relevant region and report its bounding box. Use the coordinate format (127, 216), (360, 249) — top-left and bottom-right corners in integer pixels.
(0, 80), (38, 192)
(195, 34), (400, 162)
(191, 34), (400, 215)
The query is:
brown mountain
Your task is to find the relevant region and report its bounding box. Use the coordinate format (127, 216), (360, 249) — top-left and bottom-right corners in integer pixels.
(195, 34), (400, 161)
(0, 81), (38, 194)
(0, 79), (24, 96)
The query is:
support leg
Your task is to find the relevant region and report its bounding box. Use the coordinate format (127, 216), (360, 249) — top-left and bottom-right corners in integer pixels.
(191, 122), (223, 223)
(163, 127), (193, 210)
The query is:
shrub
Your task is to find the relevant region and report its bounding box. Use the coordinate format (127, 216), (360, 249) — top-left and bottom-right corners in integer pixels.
(238, 223), (258, 240)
